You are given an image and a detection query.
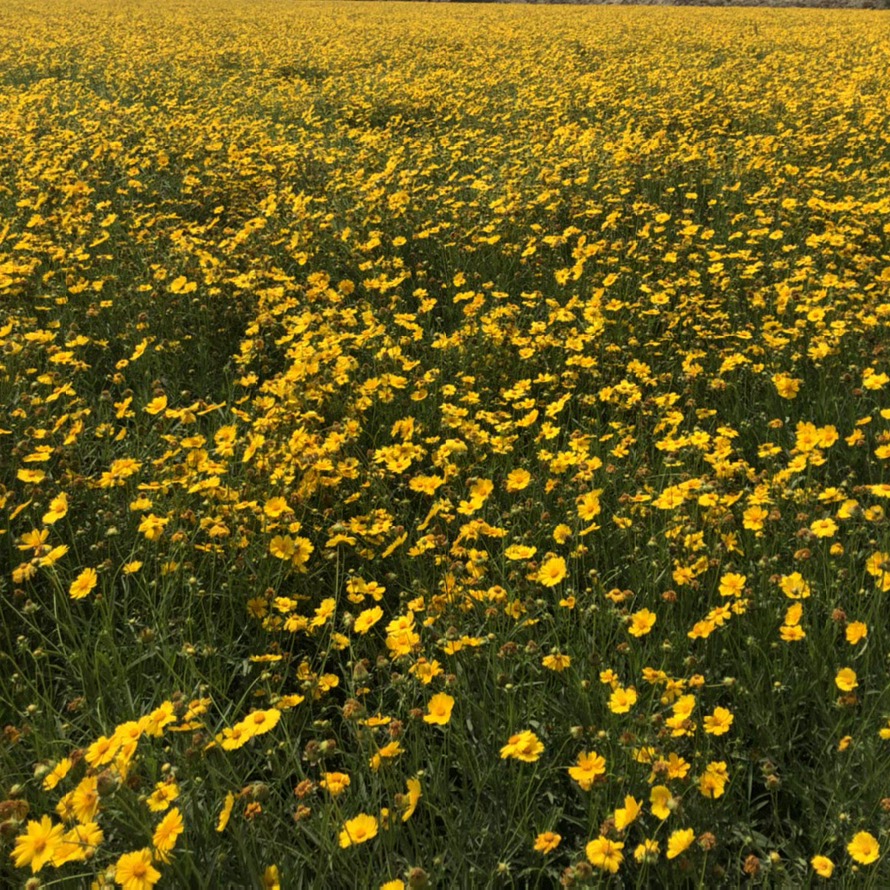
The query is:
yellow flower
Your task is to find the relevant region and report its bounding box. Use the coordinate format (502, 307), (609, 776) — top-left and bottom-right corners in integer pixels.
(811, 855), (834, 878)
(847, 830), (880, 865)
(216, 792), (235, 832)
(423, 692), (455, 726)
(505, 468), (531, 492)
(42, 757), (72, 791)
(505, 544), (537, 560)
(702, 706), (734, 736)
(500, 729), (544, 762)
(400, 777), (422, 822)
(718, 572), (746, 598)
(698, 761), (729, 799)
(42, 492), (68, 524)
(541, 653), (571, 672)
(627, 608), (656, 637)
(52, 821), (103, 866)
(69, 567), (98, 600)
(586, 836), (624, 873)
(12, 815), (65, 873)
(70, 776), (100, 823)
(568, 750), (606, 790)
(650, 785), (673, 820)
(666, 828), (696, 859)
(114, 848), (161, 889)
(354, 606), (383, 634)
(152, 806), (183, 863)
(613, 795), (642, 831)
(835, 668), (858, 692)
(263, 865), (281, 890)
(146, 780), (180, 812)
(537, 555), (566, 587)
(846, 621), (867, 645)
(534, 831), (561, 853)
(144, 395), (168, 415)
(320, 772), (351, 796)
(634, 839), (660, 864)
(772, 372), (801, 398)
(810, 518), (837, 538)
(339, 813), (378, 848)
(609, 686), (637, 714)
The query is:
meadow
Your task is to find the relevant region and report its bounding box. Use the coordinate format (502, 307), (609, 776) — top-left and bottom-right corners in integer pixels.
(2, 1), (890, 886)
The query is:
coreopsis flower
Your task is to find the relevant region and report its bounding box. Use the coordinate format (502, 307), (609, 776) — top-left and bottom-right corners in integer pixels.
(613, 795), (642, 831)
(634, 839), (660, 864)
(12, 815), (65, 872)
(52, 821), (103, 866)
(42, 492), (68, 524)
(144, 395), (168, 415)
(42, 757), (73, 791)
(115, 848), (161, 889)
(505, 544), (537, 560)
(500, 730), (544, 762)
(835, 668), (858, 692)
(400, 778), (422, 821)
(423, 692), (455, 725)
(568, 750), (606, 790)
(339, 813), (378, 848)
(846, 622), (867, 644)
(667, 828), (696, 859)
(703, 707), (734, 736)
(627, 608), (656, 637)
(718, 572), (746, 598)
(650, 785), (673, 820)
(778, 572), (811, 599)
(212, 795), (238, 840)
(152, 806), (183, 863)
(537, 555), (566, 587)
(541, 653), (571, 672)
(69, 567), (98, 600)
(533, 831), (561, 853)
(354, 606), (383, 634)
(586, 836), (624, 873)
(699, 761), (729, 799)
(847, 831), (880, 865)
(146, 780), (180, 812)
(609, 686), (637, 714)
(320, 773), (351, 796)
(70, 776), (101, 824)
(772, 372), (801, 398)
(811, 855), (834, 878)
(810, 518), (837, 538)
(240, 708), (281, 738)
(505, 469), (531, 492)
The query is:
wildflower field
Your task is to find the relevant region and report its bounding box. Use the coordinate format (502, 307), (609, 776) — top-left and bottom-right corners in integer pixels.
(2, 1), (890, 886)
